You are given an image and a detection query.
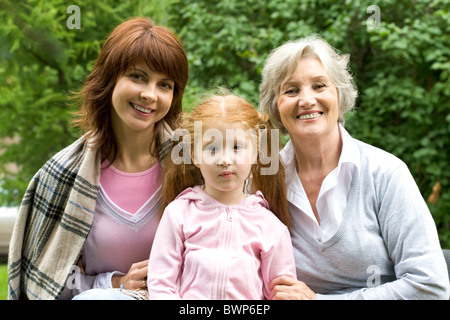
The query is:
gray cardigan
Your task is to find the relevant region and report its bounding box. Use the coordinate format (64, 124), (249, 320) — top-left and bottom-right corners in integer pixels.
(282, 134), (449, 299)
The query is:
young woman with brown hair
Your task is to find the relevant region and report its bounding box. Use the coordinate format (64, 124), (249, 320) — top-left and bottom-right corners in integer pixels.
(147, 93), (296, 299)
(8, 17), (188, 300)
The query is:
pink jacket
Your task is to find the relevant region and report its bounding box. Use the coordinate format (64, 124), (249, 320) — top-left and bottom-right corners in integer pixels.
(147, 186), (296, 299)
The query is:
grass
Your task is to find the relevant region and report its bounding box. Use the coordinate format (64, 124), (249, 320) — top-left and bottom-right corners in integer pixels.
(0, 264), (7, 300)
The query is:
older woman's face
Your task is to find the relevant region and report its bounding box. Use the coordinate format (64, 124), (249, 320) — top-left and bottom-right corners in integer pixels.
(277, 57), (339, 140)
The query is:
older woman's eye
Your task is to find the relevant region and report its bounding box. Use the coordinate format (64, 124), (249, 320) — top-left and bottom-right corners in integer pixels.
(313, 83), (327, 90)
(283, 88), (299, 95)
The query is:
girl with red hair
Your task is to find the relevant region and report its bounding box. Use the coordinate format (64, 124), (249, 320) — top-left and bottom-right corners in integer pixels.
(147, 93), (296, 299)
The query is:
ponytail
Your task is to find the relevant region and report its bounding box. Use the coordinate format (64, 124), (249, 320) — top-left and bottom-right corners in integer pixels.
(250, 115), (290, 228)
(161, 127), (204, 213)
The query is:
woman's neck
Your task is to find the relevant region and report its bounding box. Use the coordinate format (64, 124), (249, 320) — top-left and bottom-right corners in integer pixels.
(291, 125), (342, 176)
(112, 126), (158, 173)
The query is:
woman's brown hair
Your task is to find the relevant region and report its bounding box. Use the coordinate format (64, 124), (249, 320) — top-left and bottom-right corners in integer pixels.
(162, 93), (290, 227)
(72, 17), (189, 161)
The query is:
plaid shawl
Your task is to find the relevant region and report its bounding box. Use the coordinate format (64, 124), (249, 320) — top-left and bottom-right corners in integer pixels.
(8, 135), (101, 300)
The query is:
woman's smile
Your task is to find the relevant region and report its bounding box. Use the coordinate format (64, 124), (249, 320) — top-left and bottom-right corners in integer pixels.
(130, 102), (155, 116)
(296, 111), (323, 121)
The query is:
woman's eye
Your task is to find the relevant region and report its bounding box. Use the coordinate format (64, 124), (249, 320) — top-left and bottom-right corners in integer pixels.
(160, 82), (174, 90)
(313, 83), (327, 90)
(283, 88), (299, 95)
(129, 73), (144, 81)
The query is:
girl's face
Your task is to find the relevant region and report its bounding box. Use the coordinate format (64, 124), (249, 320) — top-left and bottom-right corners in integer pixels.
(276, 57), (339, 141)
(111, 61), (175, 138)
(194, 121), (256, 205)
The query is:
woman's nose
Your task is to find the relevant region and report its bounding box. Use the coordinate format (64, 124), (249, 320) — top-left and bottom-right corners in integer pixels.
(140, 83), (157, 102)
(298, 87), (317, 108)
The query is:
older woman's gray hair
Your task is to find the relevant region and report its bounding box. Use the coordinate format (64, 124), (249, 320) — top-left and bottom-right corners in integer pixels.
(259, 35), (358, 135)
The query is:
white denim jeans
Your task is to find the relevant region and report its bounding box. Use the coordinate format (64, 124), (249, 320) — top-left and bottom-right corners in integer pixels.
(72, 288), (136, 300)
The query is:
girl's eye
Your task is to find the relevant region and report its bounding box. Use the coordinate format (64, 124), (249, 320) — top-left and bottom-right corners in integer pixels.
(234, 144), (244, 151)
(204, 145), (217, 153)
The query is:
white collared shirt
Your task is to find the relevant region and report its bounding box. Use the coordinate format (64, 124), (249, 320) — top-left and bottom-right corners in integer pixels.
(280, 124), (360, 242)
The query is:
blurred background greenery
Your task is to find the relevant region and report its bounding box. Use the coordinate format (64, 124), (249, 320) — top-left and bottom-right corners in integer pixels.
(0, 0), (448, 248)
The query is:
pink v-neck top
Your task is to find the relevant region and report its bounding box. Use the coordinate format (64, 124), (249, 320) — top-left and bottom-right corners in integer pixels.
(63, 160), (163, 297)
(100, 160), (162, 214)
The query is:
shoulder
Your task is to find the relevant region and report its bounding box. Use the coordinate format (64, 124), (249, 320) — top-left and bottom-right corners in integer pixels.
(164, 195), (191, 212)
(30, 137), (84, 185)
(242, 192), (288, 233)
(352, 138), (422, 207)
(40, 135), (92, 172)
(161, 190), (196, 221)
(354, 138), (407, 175)
(32, 135), (100, 205)
(246, 204), (290, 252)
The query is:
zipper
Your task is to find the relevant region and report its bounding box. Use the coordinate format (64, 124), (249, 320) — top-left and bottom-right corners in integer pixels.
(226, 207), (233, 221)
(213, 207), (233, 299)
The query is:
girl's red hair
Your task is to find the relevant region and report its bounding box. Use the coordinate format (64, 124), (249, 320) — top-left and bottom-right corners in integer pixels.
(162, 93), (290, 227)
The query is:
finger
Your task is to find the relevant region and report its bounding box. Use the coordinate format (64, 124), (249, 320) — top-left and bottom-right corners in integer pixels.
(130, 279), (146, 290)
(270, 291), (287, 300)
(270, 291), (300, 300)
(76, 257), (85, 274)
(129, 265), (148, 281)
(268, 276), (285, 290)
(271, 287), (315, 300)
(269, 275), (297, 290)
(130, 259), (149, 270)
(269, 284), (293, 300)
(268, 285), (278, 300)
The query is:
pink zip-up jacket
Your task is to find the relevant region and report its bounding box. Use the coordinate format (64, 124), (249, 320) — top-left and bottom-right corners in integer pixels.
(147, 186), (297, 299)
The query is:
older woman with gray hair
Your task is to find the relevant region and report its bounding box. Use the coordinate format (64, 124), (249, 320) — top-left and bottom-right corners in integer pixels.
(260, 36), (449, 300)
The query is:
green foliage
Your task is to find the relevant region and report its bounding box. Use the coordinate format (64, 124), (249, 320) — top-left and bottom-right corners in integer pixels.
(0, 264), (7, 300)
(169, 0), (450, 247)
(170, 0), (317, 105)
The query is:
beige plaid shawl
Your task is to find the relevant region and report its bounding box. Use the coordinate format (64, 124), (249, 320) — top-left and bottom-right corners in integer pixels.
(8, 135), (101, 299)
